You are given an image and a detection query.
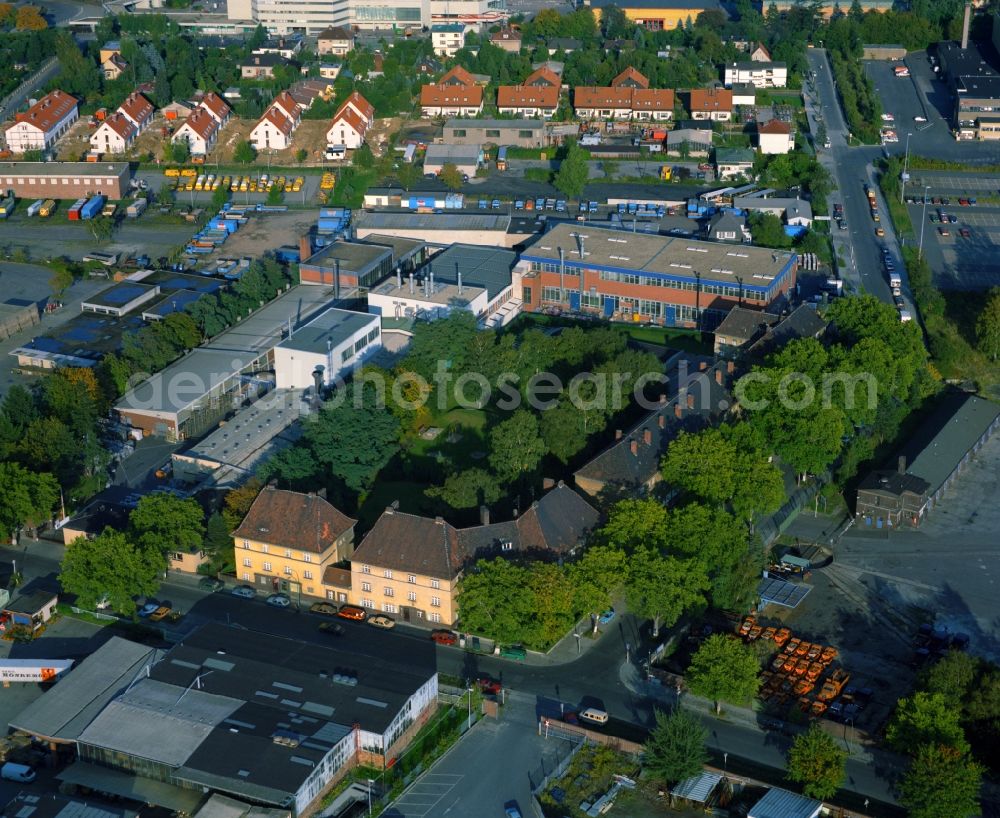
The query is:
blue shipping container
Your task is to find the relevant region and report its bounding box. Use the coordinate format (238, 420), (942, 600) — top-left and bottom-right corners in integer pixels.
(80, 195), (105, 220)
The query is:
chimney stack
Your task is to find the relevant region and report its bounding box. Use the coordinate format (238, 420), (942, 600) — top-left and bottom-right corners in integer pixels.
(699, 361), (707, 371)
(542, 477), (555, 490)
(658, 414), (666, 429)
(458, 271), (463, 294)
(643, 429), (652, 445)
(674, 403), (682, 419)
(687, 393), (695, 410)
(629, 439), (638, 456)
(715, 368), (723, 385)
(396, 268), (402, 289)
(961, 2), (972, 50)
(409, 271), (415, 295)
(430, 270), (435, 295)
(898, 455), (907, 474)
(615, 429), (622, 440)
(480, 505), (490, 526)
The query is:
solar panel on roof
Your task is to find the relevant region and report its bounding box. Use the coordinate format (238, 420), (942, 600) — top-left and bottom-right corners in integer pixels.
(758, 577), (812, 608)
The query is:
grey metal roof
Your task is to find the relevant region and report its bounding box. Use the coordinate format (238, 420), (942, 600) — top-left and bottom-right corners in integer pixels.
(0, 161), (129, 177)
(57, 764), (205, 814)
(424, 143), (483, 164)
(716, 147), (755, 164)
(713, 306), (779, 341)
(359, 234), (428, 265)
(748, 788), (822, 818)
(901, 393), (1000, 496)
(77, 679), (243, 766)
(421, 244), (516, 301)
(0, 792), (130, 818)
(9, 637), (160, 741)
(445, 118), (546, 131)
(277, 308), (377, 355)
(357, 211), (511, 232)
(115, 285), (339, 418)
(670, 771), (722, 803)
(302, 241), (391, 273)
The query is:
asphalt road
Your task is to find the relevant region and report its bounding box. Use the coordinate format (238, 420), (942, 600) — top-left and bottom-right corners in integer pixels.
(0, 58), (59, 122)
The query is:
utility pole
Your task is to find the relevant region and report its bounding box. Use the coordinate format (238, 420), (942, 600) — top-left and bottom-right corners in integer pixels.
(900, 132), (912, 203)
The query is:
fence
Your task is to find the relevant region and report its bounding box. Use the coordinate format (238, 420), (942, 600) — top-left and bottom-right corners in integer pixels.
(528, 723), (584, 794)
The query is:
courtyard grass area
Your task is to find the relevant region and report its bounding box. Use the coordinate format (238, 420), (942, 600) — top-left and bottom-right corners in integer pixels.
(406, 406), (491, 465)
(624, 325), (710, 354)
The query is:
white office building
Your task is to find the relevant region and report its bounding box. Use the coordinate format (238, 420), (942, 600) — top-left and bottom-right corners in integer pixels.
(273, 308), (382, 389)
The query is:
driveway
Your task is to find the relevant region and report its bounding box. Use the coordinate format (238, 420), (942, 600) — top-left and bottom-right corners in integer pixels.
(385, 692), (568, 818)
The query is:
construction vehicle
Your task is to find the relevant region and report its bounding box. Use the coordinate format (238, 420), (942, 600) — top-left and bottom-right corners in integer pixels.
(784, 637), (800, 655)
(807, 643), (822, 661)
(761, 626), (776, 642)
(794, 641), (810, 658)
(773, 628), (791, 648)
(818, 668), (850, 701)
(820, 646), (838, 663)
(806, 662), (824, 682)
(794, 658), (810, 676)
(659, 165), (672, 181)
(793, 678), (814, 696)
(739, 616), (754, 637)
(748, 624), (763, 641)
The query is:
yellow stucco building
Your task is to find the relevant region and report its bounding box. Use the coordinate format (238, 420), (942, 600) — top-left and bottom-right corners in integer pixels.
(233, 486), (356, 599)
(584, 0), (724, 30)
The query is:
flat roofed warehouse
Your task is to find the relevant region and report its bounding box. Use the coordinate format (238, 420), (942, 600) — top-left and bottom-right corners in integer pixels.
(11, 625), (437, 817)
(114, 284), (342, 440)
(273, 308), (382, 389)
(0, 161), (132, 200)
(517, 223), (796, 329)
(298, 241), (392, 289)
(354, 211), (515, 248)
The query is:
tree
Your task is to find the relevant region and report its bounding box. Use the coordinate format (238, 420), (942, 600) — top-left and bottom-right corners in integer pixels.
(60, 530), (166, 614)
(625, 548), (708, 637)
(457, 558), (535, 645)
(15, 5), (47, 29)
(594, 497), (669, 554)
(898, 743), (983, 818)
(396, 161), (421, 191)
(886, 692), (969, 755)
(211, 183), (229, 210)
(539, 398), (588, 463)
(976, 289), (1000, 361)
(786, 723), (847, 800)
(643, 708), (709, 786)
(49, 265), (75, 298)
(748, 211), (793, 248)
(305, 381), (401, 493)
(222, 478), (263, 532)
(527, 562), (576, 646)
(489, 409), (547, 483)
(426, 468), (502, 509)
(922, 650), (979, 709)
(686, 634), (761, 714)
(266, 183), (284, 205)
(0, 462), (59, 541)
(89, 216), (114, 244)
(168, 139), (190, 164)
(438, 162), (464, 191)
(233, 139), (257, 164)
(202, 511), (234, 574)
(403, 310), (479, 381)
(554, 141), (589, 200)
(129, 494), (204, 557)
(569, 545), (626, 631)
(295, 147), (308, 163)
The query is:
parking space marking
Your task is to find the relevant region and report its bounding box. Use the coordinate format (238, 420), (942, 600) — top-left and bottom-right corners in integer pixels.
(391, 774), (464, 818)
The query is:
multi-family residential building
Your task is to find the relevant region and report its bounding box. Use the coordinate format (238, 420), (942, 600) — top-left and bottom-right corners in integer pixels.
(715, 146), (755, 179)
(765, 0), (891, 16)
(241, 53), (292, 79)
(443, 118), (548, 147)
(757, 119), (794, 154)
(420, 83), (484, 117)
(4, 90), (79, 154)
(517, 222), (797, 329)
(89, 113), (137, 155)
(118, 91), (155, 131)
(612, 66), (650, 88)
(229, 0), (504, 32)
(347, 483), (597, 624)
(234, 486), (356, 598)
(250, 106), (297, 151)
(326, 91), (375, 148)
(172, 107), (221, 155)
(317, 25), (355, 55)
(688, 87), (733, 120)
(438, 65), (483, 87)
(198, 91), (233, 126)
(490, 27), (521, 52)
(430, 0), (508, 27)
(253, 35), (304, 58)
(497, 84), (559, 118)
(102, 53), (128, 81)
(573, 86), (674, 120)
(723, 61), (788, 88)
(431, 23), (466, 57)
(749, 41), (771, 61)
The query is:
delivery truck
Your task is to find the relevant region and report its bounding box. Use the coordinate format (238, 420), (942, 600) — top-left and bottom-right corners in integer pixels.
(39, 199), (57, 217)
(0, 658), (74, 683)
(26, 199), (43, 217)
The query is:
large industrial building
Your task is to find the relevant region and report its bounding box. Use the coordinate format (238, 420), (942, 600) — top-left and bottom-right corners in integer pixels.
(516, 223), (797, 329)
(298, 241), (394, 290)
(0, 161), (132, 200)
(10, 625), (438, 817)
(114, 284), (341, 440)
(273, 308), (382, 389)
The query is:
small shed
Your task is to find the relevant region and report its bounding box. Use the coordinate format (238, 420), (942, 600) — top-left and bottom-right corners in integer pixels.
(4, 590), (59, 631)
(670, 771), (723, 806)
(748, 787), (823, 818)
(863, 44), (907, 61)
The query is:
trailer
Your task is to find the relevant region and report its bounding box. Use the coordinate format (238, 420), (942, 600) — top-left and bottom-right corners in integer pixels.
(80, 196), (105, 220)
(38, 199), (57, 217)
(67, 199), (86, 221)
(0, 198), (15, 219)
(26, 199), (43, 217)
(274, 246), (300, 263)
(0, 659), (74, 683)
(126, 199), (147, 218)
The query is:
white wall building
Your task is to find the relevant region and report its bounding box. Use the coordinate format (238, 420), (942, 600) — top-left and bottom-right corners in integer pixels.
(724, 61), (788, 88)
(273, 308), (382, 389)
(431, 23), (466, 56)
(227, 0), (349, 33)
(172, 108), (220, 155)
(4, 90), (79, 154)
(89, 113), (137, 155)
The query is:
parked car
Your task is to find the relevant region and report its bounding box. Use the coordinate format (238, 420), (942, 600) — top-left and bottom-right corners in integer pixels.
(939, 227), (950, 236)
(431, 629), (457, 645)
(149, 605), (172, 622)
(697, 162), (712, 170)
(500, 644), (526, 661)
(368, 614), (396, 629)
(138, 602), (159, 617)
(310, 602), (339, 616)
(504, 801), (523, 818)
(266, 593), (291, 608)
(875, 227), (885, 237)
(477, 676), (502, 695)
(914, 115), (927, 122)
(231, 585), (255, 599)
(599, 608), (616, 625)
(199, 577), (224, 592)
(894, 294), (905, 307)
(337, 604), (367, 621)
(318, 621), (344, 636)
(960, 227), (971, 238)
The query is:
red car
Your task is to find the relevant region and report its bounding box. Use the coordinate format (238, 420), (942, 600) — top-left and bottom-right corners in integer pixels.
(430, 629), (457, 645)
(958, 198), (969, 206)
(697, 162), (712, 171)
(477, 676), (502, 695)
(960, 228), (971, 238)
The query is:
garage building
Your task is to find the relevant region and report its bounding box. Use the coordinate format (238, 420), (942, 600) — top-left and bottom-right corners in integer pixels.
(422, 143), (483, 177)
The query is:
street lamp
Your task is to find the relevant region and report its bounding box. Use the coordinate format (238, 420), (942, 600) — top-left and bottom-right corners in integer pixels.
(918, 185), (931, 258)
(900, 132), (913, 203)
(467, 685), (473, 730)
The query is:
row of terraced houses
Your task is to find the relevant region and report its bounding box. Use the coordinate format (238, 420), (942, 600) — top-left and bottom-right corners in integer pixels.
(420, 65), (750, 121)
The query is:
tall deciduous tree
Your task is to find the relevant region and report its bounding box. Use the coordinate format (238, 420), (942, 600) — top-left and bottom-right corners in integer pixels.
(438, 162), (464, 191)
(426, 468), (502, 509)
(129, 494), (205, 557)
(885, 691), (969, 755)
(457, 558), (535, 645)
(898, 743), (983, 818)
(643, 708), (708, 786)
(0, 462), (59, 541)
(686, 634), (761, 714)
(569, 545), (626, 631)
(233, 139), (257, 164)
(554, 141), (589, 200)
(60, 530), (166, 614)
(625, 547), (708, 637)
(786, 723), (847, 800)
(223, 478), (263, 532)
(976, 289), (1000, 361)
(489, 410), (547, 483)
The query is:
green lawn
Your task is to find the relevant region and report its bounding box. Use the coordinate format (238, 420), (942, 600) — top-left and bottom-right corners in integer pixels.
(625, 325), (712, 354)
(406, 406), (491, 469)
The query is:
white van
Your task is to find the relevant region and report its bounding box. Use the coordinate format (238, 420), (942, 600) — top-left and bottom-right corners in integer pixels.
(579, 708), (608, 725)
(324, 145), (347, 160)
(1, 762), (36, 783)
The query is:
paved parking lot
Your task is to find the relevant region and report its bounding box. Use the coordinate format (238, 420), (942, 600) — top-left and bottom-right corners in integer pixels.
(385, 694), (565, 818)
